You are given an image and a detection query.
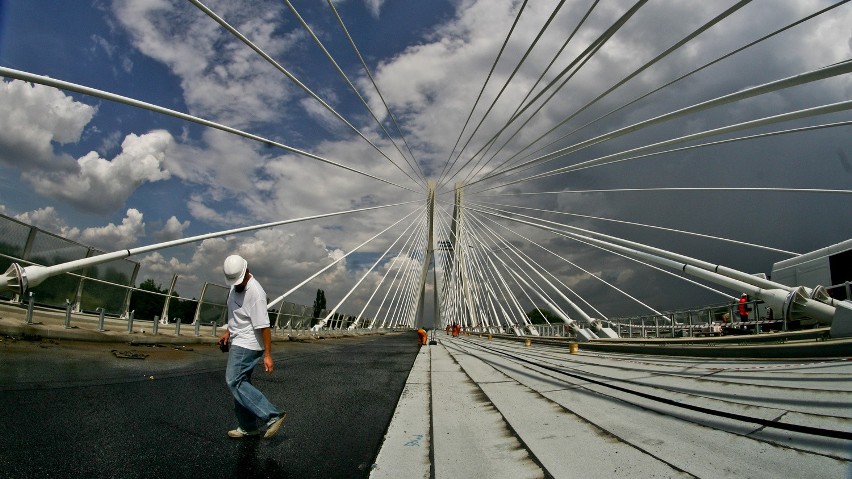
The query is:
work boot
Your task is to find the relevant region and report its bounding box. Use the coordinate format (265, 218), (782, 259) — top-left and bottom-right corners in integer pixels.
(227, 427), (260, 439)
(264, 413), (287, 439)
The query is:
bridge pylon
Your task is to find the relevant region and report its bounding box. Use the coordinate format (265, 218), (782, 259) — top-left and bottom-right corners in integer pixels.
(414, 181), (438, 329)
(451, 182), (480, 330)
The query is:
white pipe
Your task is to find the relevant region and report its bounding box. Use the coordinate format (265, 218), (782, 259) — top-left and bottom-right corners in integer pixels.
(1, 201), (417, 295)
(473, 60), (852, 185)
(0, 67), (415, 193)
(477, 206), (840, 323)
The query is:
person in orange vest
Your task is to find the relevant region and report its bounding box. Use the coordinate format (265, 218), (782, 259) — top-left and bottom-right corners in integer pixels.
(738, 293), (750, 323)
(416, 327), (427, 345)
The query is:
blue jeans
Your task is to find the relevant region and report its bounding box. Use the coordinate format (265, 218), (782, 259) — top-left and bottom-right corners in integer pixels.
(225, 345), (282, 431)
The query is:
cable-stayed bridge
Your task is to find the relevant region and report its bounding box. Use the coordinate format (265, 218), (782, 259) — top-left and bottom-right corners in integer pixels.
(0, 305), (849, 478)
(2, 2), (851, 338)
(0, 1), (851, 477)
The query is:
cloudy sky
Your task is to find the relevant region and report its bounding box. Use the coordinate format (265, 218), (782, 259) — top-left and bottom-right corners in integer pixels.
(0, 0), (850, 326)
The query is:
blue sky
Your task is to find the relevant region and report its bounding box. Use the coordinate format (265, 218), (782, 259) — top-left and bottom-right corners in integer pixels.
(1, 0), (851, 322)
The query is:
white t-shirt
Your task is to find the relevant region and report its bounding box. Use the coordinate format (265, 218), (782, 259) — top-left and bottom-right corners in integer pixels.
(227, 277), (270, 351)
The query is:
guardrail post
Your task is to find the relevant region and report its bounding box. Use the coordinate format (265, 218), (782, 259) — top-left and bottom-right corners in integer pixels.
(25, 291), (34, 324)
(175, 317), (181, 336)
(211, 322), (217, 337)
(687, 312), (693, 337)
(273, 307), (283, 336)
(654, 316), (660, 338)
(127, 310), (134, 333)
(153, 316), (159, 335)
(97, 308), (105, 331)
(628, 319), (633, 338)
(670, 314), (676, 338)
(755, 301), (761, 334)
(194, 316), (201, 337)
(64, 299), (72, 328)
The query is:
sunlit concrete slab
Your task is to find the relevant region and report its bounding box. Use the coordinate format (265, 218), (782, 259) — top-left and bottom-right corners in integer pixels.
(370, 346), (432, 479)
(375, 336), (850, 478)
(443, 340), (689, 478)
(445, 337), (850, 478)
(430, 343), (543, 479)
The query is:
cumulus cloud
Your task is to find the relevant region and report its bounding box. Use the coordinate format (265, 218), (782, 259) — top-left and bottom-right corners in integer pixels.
(13, 207), (81, 240)
(133, 221), (409, 314)
(11, 207), (149, 252)
(153, 216), (191, 242)
(138, 251), (201, 287)
(137, 229), (327, 302)
(186, 196), (231, 226)
(0, 80), (96, 169)
(166, 129), (268, 198)
(111, 0), (299, 129)
(0, 80), (174, 215)
(24, 130), (173, 214)
(79, 208), (146, 249)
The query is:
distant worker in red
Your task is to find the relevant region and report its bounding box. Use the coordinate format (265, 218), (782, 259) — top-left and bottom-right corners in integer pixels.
(416, 327), (428, 345)
(738, 293), (750, 323)
(452, 323), (460, 337)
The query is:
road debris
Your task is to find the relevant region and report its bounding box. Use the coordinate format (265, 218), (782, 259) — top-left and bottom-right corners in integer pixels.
(111, 350), (148, 360)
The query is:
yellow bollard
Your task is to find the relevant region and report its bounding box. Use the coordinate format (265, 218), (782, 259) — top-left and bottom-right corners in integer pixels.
(569, 343), (579, 354)
(524, 339), (531, 347)
(487, 334), (492, 340)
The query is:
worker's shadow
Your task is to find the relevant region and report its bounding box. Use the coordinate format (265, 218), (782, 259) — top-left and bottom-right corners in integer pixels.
(233, 436), (289, 478)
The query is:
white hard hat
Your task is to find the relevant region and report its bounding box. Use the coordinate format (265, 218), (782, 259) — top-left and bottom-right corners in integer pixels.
(223, 254), (248, 286)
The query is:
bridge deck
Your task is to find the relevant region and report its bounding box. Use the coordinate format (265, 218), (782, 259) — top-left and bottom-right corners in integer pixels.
(1, 304), (849, 478)
(373, 334), (851, 479)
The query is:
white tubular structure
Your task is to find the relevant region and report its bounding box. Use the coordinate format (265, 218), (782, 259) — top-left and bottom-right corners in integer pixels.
(0, 67), (415, 193)
(0, 202), (417, 297)
(476, 206), (852, 339)
(466, 211), (619, 339)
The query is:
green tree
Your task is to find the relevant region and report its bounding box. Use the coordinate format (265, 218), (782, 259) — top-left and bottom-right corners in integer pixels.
(129, 279), (167, 321)
(526, 307), (561, 325)
(169, 296), (197, 325)
(128, 279), (196, 323)
(312, 289), (326, 325)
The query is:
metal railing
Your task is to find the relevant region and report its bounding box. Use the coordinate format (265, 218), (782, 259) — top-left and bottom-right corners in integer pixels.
(12, 297), (391, 339)
(0, 214), (370, 332)
(597, 291), (843, 339)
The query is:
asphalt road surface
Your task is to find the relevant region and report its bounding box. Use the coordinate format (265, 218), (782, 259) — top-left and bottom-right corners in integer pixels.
(0, 332), (420, 478)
